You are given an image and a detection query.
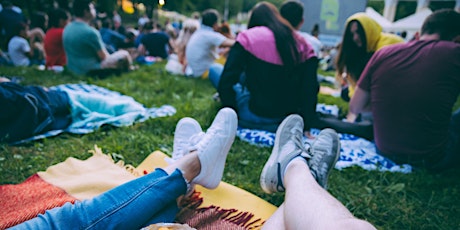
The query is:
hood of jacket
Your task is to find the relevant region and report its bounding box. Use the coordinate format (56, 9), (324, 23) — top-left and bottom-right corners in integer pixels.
(346, 13), (403, 52)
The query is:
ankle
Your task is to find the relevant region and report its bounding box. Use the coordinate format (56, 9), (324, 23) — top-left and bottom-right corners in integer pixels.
(284, 157), (308, 178)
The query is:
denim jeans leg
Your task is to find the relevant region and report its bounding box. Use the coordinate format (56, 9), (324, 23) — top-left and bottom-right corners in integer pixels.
(208, 63), (224, 89)
(234, 84), (283, 132)
(13, 169), (187, 229)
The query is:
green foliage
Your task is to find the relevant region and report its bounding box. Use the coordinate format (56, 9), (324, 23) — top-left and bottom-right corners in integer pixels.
(0, 64), (459, 229)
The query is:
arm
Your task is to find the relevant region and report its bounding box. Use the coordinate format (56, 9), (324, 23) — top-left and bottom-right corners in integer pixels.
(217, 42), (247, 111)
(349, 87), (371, 115)
(220, 38), (235, 48)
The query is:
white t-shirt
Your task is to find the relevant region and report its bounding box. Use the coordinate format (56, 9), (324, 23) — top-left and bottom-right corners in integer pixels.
(185, 25), (226, 77)
(8, 36), (30, 66)
(297, 31), (323, 57)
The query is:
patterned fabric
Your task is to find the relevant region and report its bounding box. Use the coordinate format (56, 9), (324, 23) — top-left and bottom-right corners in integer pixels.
(0, 174), (76, 229)
(13, 84), (176, 144)
(236, 104), (412, 173)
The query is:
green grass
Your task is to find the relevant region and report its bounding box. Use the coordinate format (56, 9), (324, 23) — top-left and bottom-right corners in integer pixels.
(1, 64), (459, 229)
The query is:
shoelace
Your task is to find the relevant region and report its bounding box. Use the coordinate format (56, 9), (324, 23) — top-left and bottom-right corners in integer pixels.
(173, 132), (205, 160)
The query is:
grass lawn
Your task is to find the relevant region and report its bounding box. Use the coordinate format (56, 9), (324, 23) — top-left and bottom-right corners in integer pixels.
(1, 63), (459, 229)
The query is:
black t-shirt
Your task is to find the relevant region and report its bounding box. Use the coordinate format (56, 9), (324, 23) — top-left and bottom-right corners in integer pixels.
(140, 32), (170, 59)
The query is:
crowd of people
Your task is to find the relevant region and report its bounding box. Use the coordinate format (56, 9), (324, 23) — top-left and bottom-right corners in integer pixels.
(1, 0), (460, 228)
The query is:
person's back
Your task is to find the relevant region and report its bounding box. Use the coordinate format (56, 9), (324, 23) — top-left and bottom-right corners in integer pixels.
(223, 27), (317, 119)
(218, 2), (318, 134)
(358, 40), (460, 157)
(63, 21), (104, 74)
(8, 22), (30, 66)
(185, 9), (230, 77)
(141, 30), (170, 59)
(45, 8), (69, 67)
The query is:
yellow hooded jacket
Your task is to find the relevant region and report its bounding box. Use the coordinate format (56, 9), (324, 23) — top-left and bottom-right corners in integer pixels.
(345, 12), (404, 97)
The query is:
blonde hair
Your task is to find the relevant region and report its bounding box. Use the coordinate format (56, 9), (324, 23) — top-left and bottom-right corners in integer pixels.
(175, 19), (200, 65)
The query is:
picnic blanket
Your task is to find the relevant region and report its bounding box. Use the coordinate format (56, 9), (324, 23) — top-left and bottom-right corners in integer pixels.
(237, 104), (412, 173)
(13, 84), (176, 144)
(0, 147), (275, 229)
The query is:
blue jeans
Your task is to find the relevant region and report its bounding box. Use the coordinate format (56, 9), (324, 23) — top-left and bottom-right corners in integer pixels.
(208, 63), (224, 89)
(12, 169), (187, 229)
(233, 84), (284, 132)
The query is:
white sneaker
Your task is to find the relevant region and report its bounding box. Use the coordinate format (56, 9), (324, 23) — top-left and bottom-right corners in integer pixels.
(260, 114), (308, 194)
(305, 128), (341, 189)
(172, 117), (203, 161)
(192, 108), (238, 189)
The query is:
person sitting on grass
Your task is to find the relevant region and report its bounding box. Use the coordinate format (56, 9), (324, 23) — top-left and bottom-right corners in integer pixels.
(63, 0), (133, 75)
(138, 21), (173, 60)
(349, 9), (460, 171)
(185, 9), (235, 81)
(44, 8), (70, 68)
(7, 22), (43, 66)
(10, 108), (376, 230)
(217, 2), (318, 137)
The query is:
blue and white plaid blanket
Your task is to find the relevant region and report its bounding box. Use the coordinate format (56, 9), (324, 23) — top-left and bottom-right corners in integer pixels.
(236, 104), (412, 173)
(13, 84), (176, 144)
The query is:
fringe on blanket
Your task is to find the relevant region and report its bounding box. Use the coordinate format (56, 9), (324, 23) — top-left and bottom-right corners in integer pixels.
(177, 191), (265, 230)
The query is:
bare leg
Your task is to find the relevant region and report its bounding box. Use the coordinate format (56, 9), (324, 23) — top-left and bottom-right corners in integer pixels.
(264, 158), (375, 230)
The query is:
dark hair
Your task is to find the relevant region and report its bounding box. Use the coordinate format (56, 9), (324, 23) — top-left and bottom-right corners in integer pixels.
(335, 20), (367, 83)
(48, 8), (69, 28)
(143, 21), (154, 30)
(201, 9), (219, 27)
(421, 9), (460, 41)
(31, 11), (48, 31)
(248, 2), (300, 69)
(73, 0), (92, 18)
(102, 18), (112, 28)
(13, 22), (28, 36)
(280, 0), (303, 28)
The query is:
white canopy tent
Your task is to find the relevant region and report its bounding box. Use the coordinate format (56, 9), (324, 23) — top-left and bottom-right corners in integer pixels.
(365, 7), (393, 31)
(390, 8), (433, 33)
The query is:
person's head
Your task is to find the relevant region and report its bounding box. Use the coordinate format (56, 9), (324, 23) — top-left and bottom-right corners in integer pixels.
(73, 0), (96, 20)
(201, 9), (220, 29)
(31, 12), (48, 30)
(102, 18), (112, 29)
(143, 21), (154, 31)
(13, 22), (28, 38)
(347, 20), (366, 48)
(400, 31), (407, 39)
(280, 0), (304, 30)
(182, 19), (200, 34)
(48, 8), (70, 28)
(248, 2), (301, 69)
(335, 19), (368, 83)
(421, 9), (460, 41)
